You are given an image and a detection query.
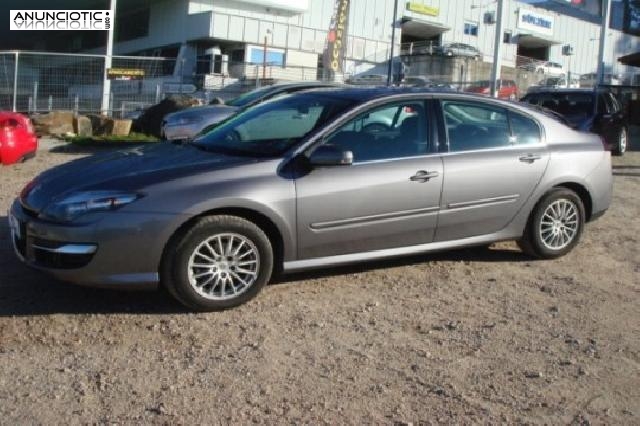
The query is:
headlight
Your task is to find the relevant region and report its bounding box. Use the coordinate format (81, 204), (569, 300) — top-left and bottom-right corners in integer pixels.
(41, 191), (142, 222)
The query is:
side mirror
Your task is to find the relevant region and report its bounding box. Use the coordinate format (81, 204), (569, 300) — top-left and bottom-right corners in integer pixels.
(309, 144), (353, 166)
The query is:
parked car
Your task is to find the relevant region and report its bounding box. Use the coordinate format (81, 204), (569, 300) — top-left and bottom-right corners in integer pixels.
(465, 79), (518, 100)
(399, 76), (457, 90)
(527, 77), (579, 92)
(434, 43), (482, 60)
(0, 112), (38, 166)
(579, 73), (622, 87)
(521, 88), (628, 155)
(345, 73), (387, 86)
(162, 81), (339, 140)
(10, 88), (612, 311)
(525, 61), (565, 76)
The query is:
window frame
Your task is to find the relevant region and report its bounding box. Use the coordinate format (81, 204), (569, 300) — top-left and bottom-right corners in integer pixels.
(435, 98), (546, 154)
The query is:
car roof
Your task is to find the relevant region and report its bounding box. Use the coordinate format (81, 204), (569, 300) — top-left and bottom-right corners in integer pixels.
(300, 86), (456, 102)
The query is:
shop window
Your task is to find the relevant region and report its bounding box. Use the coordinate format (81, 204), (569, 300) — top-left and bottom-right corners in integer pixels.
(248, 47), (285, 66)
(464, 22), (478, 36)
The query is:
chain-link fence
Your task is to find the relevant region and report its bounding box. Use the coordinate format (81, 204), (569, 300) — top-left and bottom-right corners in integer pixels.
(0, 51), (326, 117)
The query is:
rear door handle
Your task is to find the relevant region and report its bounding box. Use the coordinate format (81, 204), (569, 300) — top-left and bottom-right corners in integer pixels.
(519, 154), (541, 163)
(410, 170), (439, 182)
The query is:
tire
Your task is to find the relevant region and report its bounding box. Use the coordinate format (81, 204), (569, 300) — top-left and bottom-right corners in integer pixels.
(518, 188), (585, 259)
(161, 215), (274, 311)
(613, 126), (628, 156)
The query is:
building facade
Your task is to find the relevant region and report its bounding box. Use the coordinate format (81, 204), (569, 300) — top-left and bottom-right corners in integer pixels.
(98, 0), (638, 83)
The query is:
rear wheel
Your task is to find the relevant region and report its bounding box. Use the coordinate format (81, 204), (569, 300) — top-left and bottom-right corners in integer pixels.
(162, 215), (273, 311)
(518, 188), (585, 259)
(613, 126), (628, 156)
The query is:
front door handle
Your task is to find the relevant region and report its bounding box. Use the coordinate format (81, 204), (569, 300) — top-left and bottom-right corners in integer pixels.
(519, 154), (542, 164)
(410, 170), (439, 182)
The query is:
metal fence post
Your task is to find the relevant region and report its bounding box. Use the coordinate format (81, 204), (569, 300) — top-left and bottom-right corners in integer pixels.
(155, 84), (161, 103)
(12, 51), (19, 112)
(32, 80), (38, 112)
(48, 95), (52, 112)
(74, 95), (79, 114)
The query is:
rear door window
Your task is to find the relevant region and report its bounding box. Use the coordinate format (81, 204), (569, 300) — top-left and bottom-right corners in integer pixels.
(443, 101), (510, 151)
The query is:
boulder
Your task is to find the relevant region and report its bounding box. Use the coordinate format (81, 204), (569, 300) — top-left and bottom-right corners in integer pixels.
(74, 115), (93, 137)
(111, 119), (132, 137)
(31, 111), (75, 136)
(86, 114), (113, 136)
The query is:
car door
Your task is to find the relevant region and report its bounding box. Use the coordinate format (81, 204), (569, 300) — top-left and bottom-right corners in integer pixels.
(435, 99), (549, 242)
(295, 99), (443, 259)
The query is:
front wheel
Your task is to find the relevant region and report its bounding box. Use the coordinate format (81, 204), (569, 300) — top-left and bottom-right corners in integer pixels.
(518, 188), (585, 259)
(162, 215), (274, 311)
(613, 126), (628, 156)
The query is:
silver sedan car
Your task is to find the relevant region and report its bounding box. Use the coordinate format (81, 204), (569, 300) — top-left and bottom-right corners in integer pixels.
(162, 81), (339, 140)
(10, 88), (612, 311)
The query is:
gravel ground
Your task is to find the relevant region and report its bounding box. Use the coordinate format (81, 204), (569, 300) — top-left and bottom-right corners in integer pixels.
(0, 140), (638, 424)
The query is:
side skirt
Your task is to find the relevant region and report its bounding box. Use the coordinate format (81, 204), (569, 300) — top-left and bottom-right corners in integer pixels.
(283, 230), (520, 273)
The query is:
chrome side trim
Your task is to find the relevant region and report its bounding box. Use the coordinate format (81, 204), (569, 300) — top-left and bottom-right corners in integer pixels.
(283, 231), (517, 272)
(446, 194), (519, 210)
(310, 206), (440, 230)
(31, 244), (98, 255)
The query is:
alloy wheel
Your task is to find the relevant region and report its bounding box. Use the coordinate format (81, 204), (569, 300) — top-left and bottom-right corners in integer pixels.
(539, 199), (579, 251)
(187, 233), (260, 300)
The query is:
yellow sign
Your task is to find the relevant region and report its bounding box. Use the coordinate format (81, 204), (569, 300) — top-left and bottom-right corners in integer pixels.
(107, 68), (145, 80)
(406, 2), (439, 17)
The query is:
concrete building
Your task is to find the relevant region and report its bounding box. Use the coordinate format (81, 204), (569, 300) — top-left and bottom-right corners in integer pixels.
(90, 0), (637, 84)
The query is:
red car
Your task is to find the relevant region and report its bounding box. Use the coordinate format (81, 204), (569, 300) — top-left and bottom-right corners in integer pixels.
(0, 112), (38, 165)
(465, 79), (519, 100)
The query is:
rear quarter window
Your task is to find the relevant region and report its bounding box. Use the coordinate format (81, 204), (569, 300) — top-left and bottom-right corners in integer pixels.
(509, 112), (541, 145)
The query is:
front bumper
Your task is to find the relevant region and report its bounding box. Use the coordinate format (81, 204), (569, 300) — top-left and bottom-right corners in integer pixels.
(8, 200), (185, 289)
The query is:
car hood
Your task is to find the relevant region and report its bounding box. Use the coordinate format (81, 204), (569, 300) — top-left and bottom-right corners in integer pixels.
(21, 142), (257, 212)
(164, 105), (239, 122)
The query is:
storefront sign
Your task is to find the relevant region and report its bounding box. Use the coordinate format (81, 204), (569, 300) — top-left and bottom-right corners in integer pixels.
(323, 0), (350, 74)
(107, 68), (145, 80)
(518, 8), (554, 36)
(406, 2), (439, 17)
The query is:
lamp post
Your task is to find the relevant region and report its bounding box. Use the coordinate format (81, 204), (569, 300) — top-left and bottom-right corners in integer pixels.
(386, 0), (399, 86)
(262, 28), (272, 83)
(489, 0), (504, 98)
(101, 0), (117, 116)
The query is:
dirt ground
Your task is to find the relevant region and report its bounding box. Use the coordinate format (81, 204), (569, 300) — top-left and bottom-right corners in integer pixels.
(0, 141), (638, 424)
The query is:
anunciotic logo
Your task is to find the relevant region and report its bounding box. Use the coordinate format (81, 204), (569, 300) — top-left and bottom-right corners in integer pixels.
(10, 10), (112, 30)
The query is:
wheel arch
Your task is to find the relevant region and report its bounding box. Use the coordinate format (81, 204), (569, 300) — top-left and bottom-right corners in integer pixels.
(161, 207), (287, 276)
(552, 182), (593, 221)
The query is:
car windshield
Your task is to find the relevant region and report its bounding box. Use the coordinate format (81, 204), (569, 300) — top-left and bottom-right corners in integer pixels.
(192, 93), (356, 157)
(472, 80), (491, 87)
(225, 85), (280, 108)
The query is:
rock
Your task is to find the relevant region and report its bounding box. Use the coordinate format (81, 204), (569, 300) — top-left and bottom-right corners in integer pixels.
(86, 114), (113, 136)
(525, 371), (543, 378)
(32, 111), (75, 136)
(111, 119), (132, 136)
(74, 115), (92, 137)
